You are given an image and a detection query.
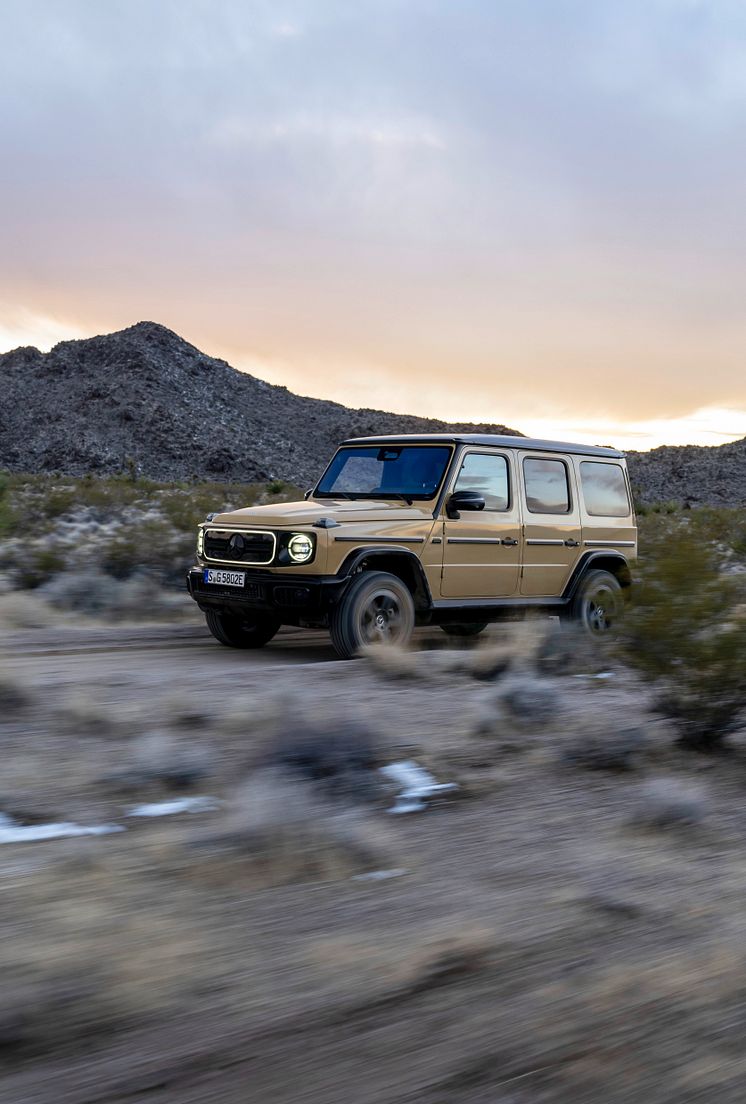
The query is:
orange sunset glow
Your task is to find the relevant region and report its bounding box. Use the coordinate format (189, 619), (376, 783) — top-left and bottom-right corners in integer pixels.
(2, 1), (746, 450)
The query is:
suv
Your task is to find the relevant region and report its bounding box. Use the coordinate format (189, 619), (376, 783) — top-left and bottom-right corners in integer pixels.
(186, 434), (636, 659)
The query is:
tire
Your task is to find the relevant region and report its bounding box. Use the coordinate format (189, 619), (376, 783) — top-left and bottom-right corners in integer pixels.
(440, 622), (488, 638)
(205, 608), (281, 649)
(565, 569), (623, 637)
(330, 571), (415, 659)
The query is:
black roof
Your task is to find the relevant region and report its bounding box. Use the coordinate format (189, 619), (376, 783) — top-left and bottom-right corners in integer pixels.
(344, 433), (625, 459)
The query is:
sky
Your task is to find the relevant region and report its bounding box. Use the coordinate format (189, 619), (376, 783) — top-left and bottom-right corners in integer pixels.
(2, 0), (746, 450)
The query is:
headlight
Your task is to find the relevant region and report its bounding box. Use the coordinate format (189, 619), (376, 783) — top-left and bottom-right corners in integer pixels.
(287, 533), (313, 563)
(197, 528), (204, 556)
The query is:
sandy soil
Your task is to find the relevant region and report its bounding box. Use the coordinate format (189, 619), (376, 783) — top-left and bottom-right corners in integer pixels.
(2, 617), (746, 1103)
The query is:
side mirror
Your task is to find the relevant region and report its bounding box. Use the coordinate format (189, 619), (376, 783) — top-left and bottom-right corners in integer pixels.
(446, 490), (486, 519)
(304, 488), (313, 500)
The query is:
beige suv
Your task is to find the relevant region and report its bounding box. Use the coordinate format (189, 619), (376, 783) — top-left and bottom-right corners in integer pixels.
(187, 434), (636, 658)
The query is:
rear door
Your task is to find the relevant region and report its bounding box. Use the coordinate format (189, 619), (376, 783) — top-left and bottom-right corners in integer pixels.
(519, 453), (582, 596)
(441, 449), (521, 597)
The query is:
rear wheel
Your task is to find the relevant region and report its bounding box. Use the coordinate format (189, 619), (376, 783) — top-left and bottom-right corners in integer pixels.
(330, 571), (415, 659)
(566, 569), (623, 636)
(440, 622), (488, 638)
(205, 608), (281, 649)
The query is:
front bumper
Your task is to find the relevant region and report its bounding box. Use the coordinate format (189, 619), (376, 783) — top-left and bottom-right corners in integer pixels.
(186, 566), (348, 620)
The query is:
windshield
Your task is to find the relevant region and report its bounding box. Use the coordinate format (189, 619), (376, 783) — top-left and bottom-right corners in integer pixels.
(315, 445), (452, 500)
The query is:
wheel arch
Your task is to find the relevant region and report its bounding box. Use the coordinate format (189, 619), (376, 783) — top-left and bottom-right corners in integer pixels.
(337, 548), (432, 611)
(563, 552), (632, 601)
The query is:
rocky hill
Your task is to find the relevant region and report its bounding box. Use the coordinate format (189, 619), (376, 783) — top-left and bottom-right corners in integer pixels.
(627, 438), (746, 507)
(1, 321), (744, 504)
(0, 322), (520, 487)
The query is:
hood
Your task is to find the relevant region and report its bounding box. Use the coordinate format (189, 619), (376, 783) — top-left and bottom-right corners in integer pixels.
(209, 497), (434, 528)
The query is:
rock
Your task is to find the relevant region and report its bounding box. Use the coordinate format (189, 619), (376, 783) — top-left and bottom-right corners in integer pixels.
(563, 725), (648, 771)
(494, 677), (560, 728)
(629, 779), (708, 829)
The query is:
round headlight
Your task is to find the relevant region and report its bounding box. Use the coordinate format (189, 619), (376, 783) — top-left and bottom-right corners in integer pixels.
(287, 533), (313, 563)
(197, 528), (205, 556)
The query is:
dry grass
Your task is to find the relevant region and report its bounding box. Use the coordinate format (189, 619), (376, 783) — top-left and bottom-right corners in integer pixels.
(0, 592), (60, 630)
(181, 767), (394, 888)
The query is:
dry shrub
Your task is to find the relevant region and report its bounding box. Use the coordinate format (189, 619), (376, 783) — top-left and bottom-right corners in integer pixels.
(0, 592), (59, 630)
(269, 721), (380, 799)
(101, 730), (211, 795)
(620, 523), (746, 749)
(471, 674), (561, 746)
(308, 923), (496, 998)
(0, 845), (219, 1057)
(212, 690), (290, 740)
(52, 690), (116, 737)
(628, 778), (708, 829)
(0, 671), (31, 715)
(184, 767), (393, 888)
(562, 723), (649, 772)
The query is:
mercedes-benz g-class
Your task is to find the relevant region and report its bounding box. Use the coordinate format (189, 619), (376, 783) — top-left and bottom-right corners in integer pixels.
(186, 434), (636, 658)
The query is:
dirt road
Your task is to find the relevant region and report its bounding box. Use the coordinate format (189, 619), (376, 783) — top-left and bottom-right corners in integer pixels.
(3, 617), (746, 1104)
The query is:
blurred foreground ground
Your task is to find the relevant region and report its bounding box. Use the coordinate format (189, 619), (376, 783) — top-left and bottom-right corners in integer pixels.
(2, 606), (746, 1103)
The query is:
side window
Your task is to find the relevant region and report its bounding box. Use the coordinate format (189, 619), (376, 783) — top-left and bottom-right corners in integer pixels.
(454, 453), (509, 511)
(523, 458), (570, 514)
(580, 462), (630, 517)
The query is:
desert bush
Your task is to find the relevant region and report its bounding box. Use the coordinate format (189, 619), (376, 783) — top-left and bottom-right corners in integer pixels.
(0, 474), (302, 600)
(628, 779), (708, 829)
(52, 690), (115, 737)
(269, 722), (381, 800)
(0, 671), (31, 714)
(0, 470), (15, 535)
(620, 522), (746, 750)
(562, 724), (648, 772)
(15, 546), (67, 589)
(0, 592), (59, 629)
(185, 768), (391, 887)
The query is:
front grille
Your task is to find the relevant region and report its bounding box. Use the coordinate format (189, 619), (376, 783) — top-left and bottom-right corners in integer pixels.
(203, 528), (276, 565)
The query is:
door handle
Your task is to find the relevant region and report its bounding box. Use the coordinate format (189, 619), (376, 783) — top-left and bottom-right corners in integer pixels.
(564, 539), (580, 547)
(501, 537), (519, 546)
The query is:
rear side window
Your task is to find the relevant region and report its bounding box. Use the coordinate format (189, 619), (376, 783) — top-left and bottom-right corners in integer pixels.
(523, 458), (570, 514)
(454, 453), (509, 510)
(580, 462), (630, 517)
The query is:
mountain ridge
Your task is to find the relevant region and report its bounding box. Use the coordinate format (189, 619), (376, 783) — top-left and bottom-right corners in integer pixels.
(1, 321), (745, 505)
(0, 321), (521, 487)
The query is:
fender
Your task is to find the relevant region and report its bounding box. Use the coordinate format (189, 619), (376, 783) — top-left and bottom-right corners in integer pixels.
(336, 546), (433, 610)
(562, 550), (632, 601)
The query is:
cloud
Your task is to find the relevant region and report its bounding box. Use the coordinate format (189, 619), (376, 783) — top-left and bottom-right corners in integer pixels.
(210, 111), (446, 152)
(0, 306), (88, 353)
(1, 0), (745, 444)
(269, 20), (303, 39)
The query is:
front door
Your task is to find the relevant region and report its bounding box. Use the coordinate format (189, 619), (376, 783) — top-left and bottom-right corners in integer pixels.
(441, 450), (521, 598)
(519, 453), (582, 595)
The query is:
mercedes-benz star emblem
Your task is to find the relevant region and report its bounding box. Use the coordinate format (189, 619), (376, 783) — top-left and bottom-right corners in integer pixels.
(228, 533), (245, 557)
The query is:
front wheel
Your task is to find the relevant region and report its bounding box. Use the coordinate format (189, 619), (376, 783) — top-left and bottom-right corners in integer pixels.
(205, 608), (281, 649)
(330, 571), (415, 659)
(565, 569), (623, 636)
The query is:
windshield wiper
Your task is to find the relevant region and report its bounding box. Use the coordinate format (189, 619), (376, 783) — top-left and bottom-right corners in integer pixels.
(380, 492), (414, 505)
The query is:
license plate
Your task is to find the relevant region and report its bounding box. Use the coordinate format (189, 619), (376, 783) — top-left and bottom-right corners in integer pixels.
(203, 569), (246, 587)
